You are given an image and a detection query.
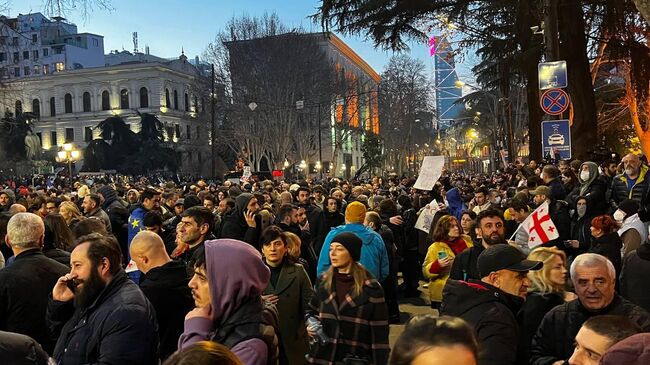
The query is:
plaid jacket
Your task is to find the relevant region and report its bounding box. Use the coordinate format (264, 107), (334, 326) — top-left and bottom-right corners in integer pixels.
(306, 276), (389, 365)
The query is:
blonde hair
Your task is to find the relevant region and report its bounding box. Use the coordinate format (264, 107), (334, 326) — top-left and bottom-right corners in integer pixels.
(322, 262), (370, 297)
(527, 246), (567, 294)
(59, 201), (83, 224)
(281, 231), (302, 261)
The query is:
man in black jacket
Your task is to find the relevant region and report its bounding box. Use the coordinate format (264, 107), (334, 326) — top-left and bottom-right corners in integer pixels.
(49, 233), (158, 364)
(530, 253), (650, 365)
(450, 209), (506, 281)
(130, 231), (193, 360)
(0, 213), (69, 354)
(531, 185), (571, 248)
(441, 244), (543, 365)
(176, 206), (215, 265)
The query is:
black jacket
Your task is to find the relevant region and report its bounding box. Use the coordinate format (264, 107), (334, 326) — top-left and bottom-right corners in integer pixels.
(548, 178), (567, 201)
(140, 260), (194, 360)
(441, 279), (524, 365)
(621, 244), (650, 314)
(0, 249), (69, 354)
(0, 330), (50, 365)
(589, 232), (623, 276)
(530, 294), (650, 365)
(541, 199), (571, 249)
(42, 247), (71, 267)
(566, 177), (608, 217)
(569, 213), (593, 260)
(449, 244), (485, 281)
(517, 292), (564, 365)
(49, 270), (159, 365)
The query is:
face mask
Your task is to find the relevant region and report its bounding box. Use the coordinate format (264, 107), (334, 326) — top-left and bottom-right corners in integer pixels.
(613, 210), (626, 222)
(580, 171), (590, 181)
(494, 197), (501, 205)
(576, 205), (587, 217)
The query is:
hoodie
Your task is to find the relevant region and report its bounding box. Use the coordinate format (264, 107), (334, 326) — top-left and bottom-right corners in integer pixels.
(441, 279), (524, 365)
(179, 239), (277, 365)
(220, 193), (260, 246)
(445, 187), (467, 221)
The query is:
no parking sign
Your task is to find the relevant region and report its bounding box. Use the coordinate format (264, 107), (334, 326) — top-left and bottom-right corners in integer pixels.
(540, 89), (570, 115)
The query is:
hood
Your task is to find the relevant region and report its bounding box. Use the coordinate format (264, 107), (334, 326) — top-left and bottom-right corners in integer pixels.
(232, 193), (253, 220)
(98, 185), (118, 207)
(441, 279), (523, 317)
(579, 161), (600, 196)
(0, 188), (15, 204)
(205, 239), (270, 325)
(445, 188), (465, 215)
(600, 333), (650, 365)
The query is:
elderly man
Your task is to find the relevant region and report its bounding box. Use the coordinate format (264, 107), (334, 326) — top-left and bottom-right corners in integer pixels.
(0, 213), (69, 353)
(530, 253), (650, 365)
(610, 153), (650, 219)
(441, 244), (543, 365)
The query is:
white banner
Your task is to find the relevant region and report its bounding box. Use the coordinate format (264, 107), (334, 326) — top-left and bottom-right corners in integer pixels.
(413, 156), (445, 191)
(415, 199), (439, 234)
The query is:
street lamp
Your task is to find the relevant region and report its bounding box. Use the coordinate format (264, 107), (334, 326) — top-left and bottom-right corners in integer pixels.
(56, 143), (80, 177)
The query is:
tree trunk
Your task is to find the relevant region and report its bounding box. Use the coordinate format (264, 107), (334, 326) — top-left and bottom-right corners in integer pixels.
(634, 0), (650, 25)
(624, 63), (650, 155)
(558, 0), (598, 160)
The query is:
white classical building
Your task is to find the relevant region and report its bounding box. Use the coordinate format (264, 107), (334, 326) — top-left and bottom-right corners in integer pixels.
(0, 12), (212, 175)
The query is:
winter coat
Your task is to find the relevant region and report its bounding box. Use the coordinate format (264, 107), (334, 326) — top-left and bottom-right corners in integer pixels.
(317, 223), (389, 282)
(610, 165), (650, 219)
(299, 202), (327, 252)
(621, 244), (650, 314)
(422, 237), (473, 302)
(546, 199), (571, 247)
(589, 232), (623, 277)
(0, 249), (69, 354)
(263, 261), (314, 365)
(42, 247), (71, 267)
(530, 294), (650, 365)
(517, 292), (565, 365)
(0, 330), (50, 365)
(220, 193), (261, 246)
(49, 270), (159, 365)
(566, 177), (608, 216)
(306, 272), (390, 365)
(618, 213), (647, 257)
(568, 212), (592, 262)
(87, 207), (112, 233)
(449, 244), (485, 281)
(139, 260), (194, 360)
(440, 279), (524, 365)
(548, 178), (567, 201)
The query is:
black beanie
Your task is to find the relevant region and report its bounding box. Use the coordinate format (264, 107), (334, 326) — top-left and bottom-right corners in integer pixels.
(332, 232), (362, 262)
(618, 199), (639, 217)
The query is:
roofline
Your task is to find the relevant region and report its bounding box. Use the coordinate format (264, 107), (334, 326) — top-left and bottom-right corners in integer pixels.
(322, 32), (380, 82)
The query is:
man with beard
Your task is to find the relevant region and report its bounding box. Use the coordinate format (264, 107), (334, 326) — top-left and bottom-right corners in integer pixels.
(81, 194), (112, 232)
(0, 213), (69, 353)
(610, 153), (650, 220)
(296, 187), (327, 250)
(450, 209), (506, 281)
(48, 233), (158, 364)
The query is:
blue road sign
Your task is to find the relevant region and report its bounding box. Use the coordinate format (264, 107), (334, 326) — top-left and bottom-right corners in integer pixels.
(542, 120), (571, 160)
(540, 89), (569, 115)
(538, 61), (568, 90)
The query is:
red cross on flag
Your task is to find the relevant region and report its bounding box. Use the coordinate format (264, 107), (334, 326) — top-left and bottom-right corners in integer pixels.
(526, 202), (559, 248)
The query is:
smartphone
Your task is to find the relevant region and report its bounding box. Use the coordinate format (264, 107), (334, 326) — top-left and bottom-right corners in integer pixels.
(438, 251), (448, 260)
(66, 278), (77, 293)
(563, 240), (572, 247)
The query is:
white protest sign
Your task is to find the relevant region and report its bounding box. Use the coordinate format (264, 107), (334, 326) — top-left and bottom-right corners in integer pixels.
(413, 156), (445, 191)
(415, 199), (439, 234)
(241, 166), (252, 182)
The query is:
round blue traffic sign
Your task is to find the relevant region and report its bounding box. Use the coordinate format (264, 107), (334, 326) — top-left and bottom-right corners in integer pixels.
(540, 89), (569, 115)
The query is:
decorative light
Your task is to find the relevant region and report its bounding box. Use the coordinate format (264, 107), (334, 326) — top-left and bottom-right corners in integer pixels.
(71, 150), (80, 159)
(63, 143), (72, 151)
(57, 150), (67, 160)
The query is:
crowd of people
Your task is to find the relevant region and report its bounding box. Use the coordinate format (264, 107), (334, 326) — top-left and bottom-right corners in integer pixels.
(0, 153), (650, 365)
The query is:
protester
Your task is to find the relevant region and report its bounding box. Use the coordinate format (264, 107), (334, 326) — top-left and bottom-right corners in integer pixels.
(441, 244), (542, 365)
(471, 186), (492, 214)
(567, 315), (640, 365)
(49, 233), (159, 364)
(220, 193), (261, 246)
(530, 185), (571, 247)
(389, 315), (478, 365)
(130, 231), (194, 360)
(613, 199), (647, 257)
(610, 153), (650, 218)
(59, 200), (84, 230)
(620, 238), (650, 313)
(81, 193), (112, 232)
(178, 239), (279, 365)
(566, 162), (607, 216)
(0, 330), (50, 365)
(589, 215), (623, 276)
(164, 341), (244, 365)
(541, 164), (567, 201)
(173, 207), (215, 265)
(307, 232), (390, 364)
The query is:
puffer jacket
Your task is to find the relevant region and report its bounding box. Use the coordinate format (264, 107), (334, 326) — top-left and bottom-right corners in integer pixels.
(610, 165), (650, 219)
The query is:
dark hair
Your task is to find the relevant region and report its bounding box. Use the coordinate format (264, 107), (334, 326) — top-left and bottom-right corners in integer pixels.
(583, 315), (641, 345)
(162, 190), (177, 201)
(75, 233), (123, 275)
(221, 198), (235, 210)
(203, 194), (216, 204)
(297, 186), (311, 195)
(44, 214), (75, 251)
(326, 196), (342, 211)
(542, 165), (560, 179)
(143, 210), (164, 228)
(378, 199), (398, 217)
(460, 210), (477, 221)
(430, 215), (460, 242)
(397, 194), (412, 210)
(591, 215), (620, 235)
(390, 315), (478, 365)
(86, 193), (101, 207)
(181, 206), (215, 232)
(72, 217), (108, 239)
(47, 197), (62, 207)
(163, 341), (243, 365)
(277, 204), (297, 222)
(259, 225), (285, 247)
(140, 188), (160, 202)
(365, 211), (382, 232)
(476, 209), (504, 227)
(508, 199), (529, 213)
(475, 186), (489, 196)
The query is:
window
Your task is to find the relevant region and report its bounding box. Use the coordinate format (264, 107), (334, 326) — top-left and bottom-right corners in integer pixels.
(50, 131), (57, 146)
(139, 87), (148, 108)
(33, 65), (39, 75)
(23, 66), (29, 76)
(13, 67), (19, 77)
(92, 38), (99, 47)
(33, 50), (38, 60)
(84, 127), (93, 142)
(15, 100), (22, 116)
(50, 97), (56, 116)
(13, 52), (18, 63)
(22, 51), (29, 60)
(175, 124), (181, 139)
(55, 62), (64, 72)
(82, 92), (91, 112)
(184, 93), (189, 112)
(65, 128), (74, 143)
(32, 34), (37, 43)
(32, 99), (40, 117)
(36, 132), (42, 146)
(12, 37), (18, 46)
(43, 48), (49, 57)
(0, 37), (6, 46)
(165, 89), (171, 107)
(0, 53), (5, 62)
(120, 89), (129, 109)
(173, 90), (178, 110)
(101, 90), (110, 110)
(186, 125), (191, 139)
(64, 93), (72, 113)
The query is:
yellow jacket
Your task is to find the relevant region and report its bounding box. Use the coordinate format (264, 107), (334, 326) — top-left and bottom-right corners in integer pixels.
(422, 235), (473, 302)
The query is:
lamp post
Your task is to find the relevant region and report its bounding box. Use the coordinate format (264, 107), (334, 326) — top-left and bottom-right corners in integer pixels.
(56, 143), (80, 178)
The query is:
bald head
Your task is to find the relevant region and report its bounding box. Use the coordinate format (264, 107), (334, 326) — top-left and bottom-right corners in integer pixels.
(129, 231), (171, 274)
(8, 204), (26, 214)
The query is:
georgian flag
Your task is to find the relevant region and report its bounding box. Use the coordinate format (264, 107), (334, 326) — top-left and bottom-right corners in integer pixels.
(526, 202), (559, 248)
